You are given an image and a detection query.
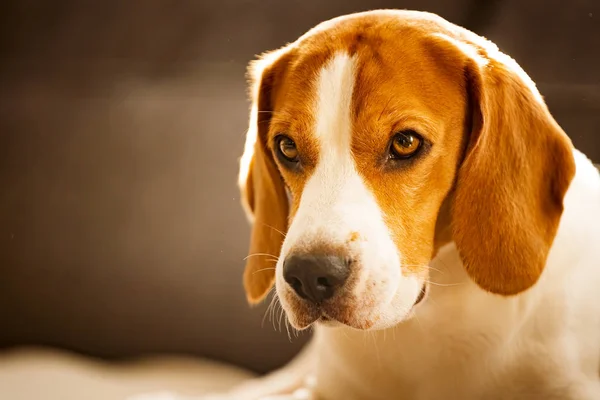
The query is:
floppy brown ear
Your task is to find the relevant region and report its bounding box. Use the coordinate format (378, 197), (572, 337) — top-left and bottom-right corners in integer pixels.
(238, 51), (289, 305)
(451, 47), (576, 295)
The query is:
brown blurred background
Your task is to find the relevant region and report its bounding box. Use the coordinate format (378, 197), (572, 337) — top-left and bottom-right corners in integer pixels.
(0, 0), (598, 375)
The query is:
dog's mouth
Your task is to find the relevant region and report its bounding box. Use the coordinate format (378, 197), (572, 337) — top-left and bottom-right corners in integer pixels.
(306, 282), (429, 329)
(413, 282), (428, 306)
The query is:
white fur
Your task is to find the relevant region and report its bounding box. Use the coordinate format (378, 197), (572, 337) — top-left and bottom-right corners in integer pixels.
(132, 28), (600, 400)
(132, 153), (600, 400)
(275, 53), (422, 330)
(267, 54), (600, 399)
(309, 150), (600, 399)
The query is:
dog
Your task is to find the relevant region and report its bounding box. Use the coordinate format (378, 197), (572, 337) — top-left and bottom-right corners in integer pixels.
(135, 9), (600, 400)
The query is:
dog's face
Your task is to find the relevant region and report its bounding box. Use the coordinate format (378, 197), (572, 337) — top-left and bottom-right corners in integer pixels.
(239, 11), (575, 330)
(261, 33), (467, 330)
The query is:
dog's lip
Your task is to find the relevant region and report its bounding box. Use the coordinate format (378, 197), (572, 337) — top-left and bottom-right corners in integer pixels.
(320, 283), (427, 324)
(317, 314), (345, 328)
(317, 315), (334, 325)
(413, 282), (428, 307)
(293, 282), (429, 329)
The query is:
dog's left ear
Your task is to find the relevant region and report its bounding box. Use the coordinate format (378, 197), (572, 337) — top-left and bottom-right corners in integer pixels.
(450, 39), (576, 295)
(238, 49), (290, 305)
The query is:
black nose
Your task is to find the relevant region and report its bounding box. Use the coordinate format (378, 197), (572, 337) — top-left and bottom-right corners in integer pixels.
(283, 254), (350, 304)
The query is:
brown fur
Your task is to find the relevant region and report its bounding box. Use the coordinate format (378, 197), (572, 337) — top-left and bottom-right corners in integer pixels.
(239, 10), (575, 303)
(451, 57), (576, 295)
(240, 58), (290, 304)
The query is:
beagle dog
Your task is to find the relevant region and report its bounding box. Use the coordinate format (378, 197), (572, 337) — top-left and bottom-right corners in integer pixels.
(136, 9), (600, 400)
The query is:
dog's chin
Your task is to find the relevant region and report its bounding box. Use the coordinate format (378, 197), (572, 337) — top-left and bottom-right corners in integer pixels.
(283, 283), (429, 331)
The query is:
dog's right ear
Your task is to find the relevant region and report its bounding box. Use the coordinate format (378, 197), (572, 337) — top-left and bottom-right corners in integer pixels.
(444, 35), (576, 296)
(238, 49), (290, 305)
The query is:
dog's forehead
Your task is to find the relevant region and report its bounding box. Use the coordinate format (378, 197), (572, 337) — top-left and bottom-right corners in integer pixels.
(270, 17), (467, 153)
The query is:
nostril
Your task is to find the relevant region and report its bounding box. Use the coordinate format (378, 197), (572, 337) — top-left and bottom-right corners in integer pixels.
(289, 276), (302, 288)
(286, 276), (308, 300)
(316, 277), (330, 288)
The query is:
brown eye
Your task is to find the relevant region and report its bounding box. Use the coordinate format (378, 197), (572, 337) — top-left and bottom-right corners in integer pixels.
(390, 130), (422, 159)
(277, 135), (299, 162)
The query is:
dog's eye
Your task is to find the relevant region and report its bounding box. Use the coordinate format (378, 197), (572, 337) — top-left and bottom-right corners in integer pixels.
(276, 135), (299, 163)
(389, 130), (423, 159)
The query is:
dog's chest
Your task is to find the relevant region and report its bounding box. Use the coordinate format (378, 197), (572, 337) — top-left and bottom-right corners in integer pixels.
(313, 324), (490, 399)
(311, 302), (592, 400)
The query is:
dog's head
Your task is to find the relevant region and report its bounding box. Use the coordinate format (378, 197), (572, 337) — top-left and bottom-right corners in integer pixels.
(238, 10), (575, 330)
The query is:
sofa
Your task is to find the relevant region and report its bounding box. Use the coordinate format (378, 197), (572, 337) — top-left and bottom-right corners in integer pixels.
(0, 1), (597, 399)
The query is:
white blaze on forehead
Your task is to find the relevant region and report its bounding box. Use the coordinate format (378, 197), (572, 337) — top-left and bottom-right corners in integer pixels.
(277, 52), (422, 329)
(281, 52), (393, 253)
(314, 53), (356, 150)
(295, 52), (362, 231)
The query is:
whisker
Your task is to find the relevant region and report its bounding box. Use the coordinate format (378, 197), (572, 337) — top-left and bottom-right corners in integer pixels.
(244, 253), (279, 261)
(252, 267), (277, 275)
(401, 263), (444, 274)
(284, 317), (292, 341)
(424, 280), (463, 287)
(271, 295), (281, 331)
(262, 289), (278, 328)
(423, 265), (444, 274)
(260, 223), (287, 238)
(433, 255), (457, 275)
(278, 305), (286, 333)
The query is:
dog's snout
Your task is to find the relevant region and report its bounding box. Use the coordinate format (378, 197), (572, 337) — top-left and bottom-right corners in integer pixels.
(283, 254), (350, 304)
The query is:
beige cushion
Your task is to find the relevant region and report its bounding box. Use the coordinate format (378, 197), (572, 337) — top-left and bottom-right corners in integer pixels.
(0, 347), (254, 400)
